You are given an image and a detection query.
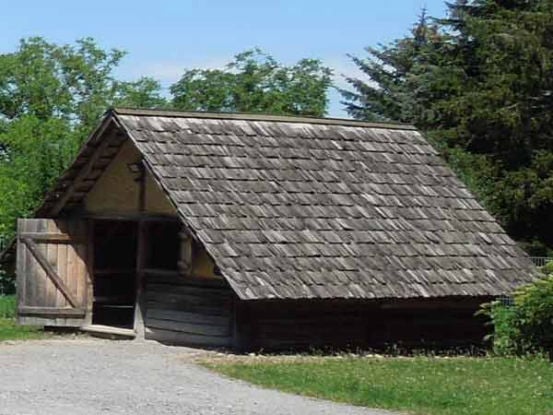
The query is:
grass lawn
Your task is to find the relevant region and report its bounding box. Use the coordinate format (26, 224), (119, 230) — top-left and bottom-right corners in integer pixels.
(206, 356), (553, 415)
(0, 295), (44, 341)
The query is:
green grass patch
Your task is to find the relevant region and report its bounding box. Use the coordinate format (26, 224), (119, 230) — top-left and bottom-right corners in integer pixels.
(0, 318), (44, 341)
(0, 295), (44, 341)
(206, 357), (553, 415)
(0, 295), (16, 318)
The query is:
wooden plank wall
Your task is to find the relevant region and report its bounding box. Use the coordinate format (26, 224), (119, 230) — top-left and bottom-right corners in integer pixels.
(237, 298), (488, 352)
(17, 219), (88, 327)
(143, 271), (233, 347)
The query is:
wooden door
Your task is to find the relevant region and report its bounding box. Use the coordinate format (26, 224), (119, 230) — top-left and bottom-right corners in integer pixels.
(16, 219), (89, 327)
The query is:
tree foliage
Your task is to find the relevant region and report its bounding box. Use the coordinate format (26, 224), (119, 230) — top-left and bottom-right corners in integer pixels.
(170, 49), (333, 116)
(341, 9), (441, 123)
(342, 1), (553, 254)
(0, 37), (166, 241)
(481, 261), (553, 357)
(0, 40), (333, 294)
(0, 40), (334, 253)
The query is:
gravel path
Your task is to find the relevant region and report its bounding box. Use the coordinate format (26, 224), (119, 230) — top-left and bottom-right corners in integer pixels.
(0, 338), (396, 415)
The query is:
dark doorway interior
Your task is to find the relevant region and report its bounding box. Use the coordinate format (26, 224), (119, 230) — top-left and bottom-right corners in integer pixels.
(92, 220), (137, 329)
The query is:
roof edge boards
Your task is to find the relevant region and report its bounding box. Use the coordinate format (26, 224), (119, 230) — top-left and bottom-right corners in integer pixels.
(48, 115), (120, 216)
(111, 107), (417, 131)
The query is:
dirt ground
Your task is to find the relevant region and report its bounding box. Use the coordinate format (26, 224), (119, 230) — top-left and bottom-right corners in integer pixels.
(0, 338), (395, 415)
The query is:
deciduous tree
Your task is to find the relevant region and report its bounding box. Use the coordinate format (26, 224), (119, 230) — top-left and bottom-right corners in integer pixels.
(170, 49), (333, 117)
(0, 37), (166, 241)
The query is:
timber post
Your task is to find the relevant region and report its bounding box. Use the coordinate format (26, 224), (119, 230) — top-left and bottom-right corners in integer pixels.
(133, 159), (146, 341)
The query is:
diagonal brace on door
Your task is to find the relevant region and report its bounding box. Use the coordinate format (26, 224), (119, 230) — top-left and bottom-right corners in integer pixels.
(21, 238), (79, 308)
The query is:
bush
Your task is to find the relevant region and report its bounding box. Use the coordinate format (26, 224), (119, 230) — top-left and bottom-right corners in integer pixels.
(481, 262), (553, 357)
(0, 295), (16, 319)
(0, 269), (15, 296)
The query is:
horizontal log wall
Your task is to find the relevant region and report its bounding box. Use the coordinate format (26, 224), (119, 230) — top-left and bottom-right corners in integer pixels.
(143, 271), (233, 347)
(237, 298), (489, 351)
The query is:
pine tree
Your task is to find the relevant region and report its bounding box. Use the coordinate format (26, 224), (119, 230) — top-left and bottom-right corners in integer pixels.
(343, 1), (553, 254)
(341, 9), (440, 123)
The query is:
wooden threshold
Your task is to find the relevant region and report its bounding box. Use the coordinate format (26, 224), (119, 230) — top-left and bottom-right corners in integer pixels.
(81, 324), (136, 339)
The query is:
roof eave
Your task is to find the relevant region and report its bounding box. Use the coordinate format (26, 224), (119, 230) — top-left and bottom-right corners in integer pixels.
(111, 107), (417, 131)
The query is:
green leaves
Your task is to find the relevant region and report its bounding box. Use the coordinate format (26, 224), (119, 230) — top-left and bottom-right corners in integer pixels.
(0, 37), (167, 244)
(0, 37), (121, 126)
(0, 39), (334, 257)
(116, 77), (167, 110)
(0, 116), (75, 237)
(170, 49), (333, 117)
(482, 263), (553, 357)
(0, 38), (334, 294)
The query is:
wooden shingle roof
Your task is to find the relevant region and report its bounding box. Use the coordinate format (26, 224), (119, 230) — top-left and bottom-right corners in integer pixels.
(51, 108), (538, 300)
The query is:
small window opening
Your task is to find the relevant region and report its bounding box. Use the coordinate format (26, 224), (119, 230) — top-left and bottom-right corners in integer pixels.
(144, 221), (180, 270)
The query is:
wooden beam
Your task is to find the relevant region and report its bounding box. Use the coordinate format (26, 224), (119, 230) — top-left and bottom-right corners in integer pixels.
(18, 232), (76, 242)
(85, 219), (94, 326)
(82, 324), (136, 338)
(18, 307), (86, 317)
(19, 316), (83, 328)
(178, 230), (192, 275)
(380, 300), (483, 310)
(113, 107), (418, 131)
(83, 213), (178, 222)
(142, 268), (180, 277)
(137, 159), (146, 212)
(133, 169), (149, 339)
(16, 219), (28, 312)
(50, 122), (116, 216)
(134, 219), (147, 339)
(21, 238), (79, 307)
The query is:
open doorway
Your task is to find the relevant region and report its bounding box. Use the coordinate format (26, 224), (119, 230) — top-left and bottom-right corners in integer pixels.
(92, 220), (137, 329)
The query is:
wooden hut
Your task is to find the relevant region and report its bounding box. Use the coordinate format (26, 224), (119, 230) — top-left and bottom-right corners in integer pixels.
(14, 108), (536, 350)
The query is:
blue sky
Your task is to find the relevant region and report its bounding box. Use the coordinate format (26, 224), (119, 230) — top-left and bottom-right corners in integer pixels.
(2, 1), (448, 117)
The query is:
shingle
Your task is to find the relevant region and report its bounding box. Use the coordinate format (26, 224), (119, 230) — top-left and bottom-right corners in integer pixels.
(109, 111), (539, 300)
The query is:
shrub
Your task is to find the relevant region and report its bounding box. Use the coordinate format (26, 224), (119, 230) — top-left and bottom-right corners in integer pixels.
(481, 262), (553, 357)
(482, 301), (522, 356)
(0, 295), (16, 319)
(0, 269), (15, 296)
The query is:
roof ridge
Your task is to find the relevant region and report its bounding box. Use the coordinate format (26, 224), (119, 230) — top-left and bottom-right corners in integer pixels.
(111, 107), (417, 131)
